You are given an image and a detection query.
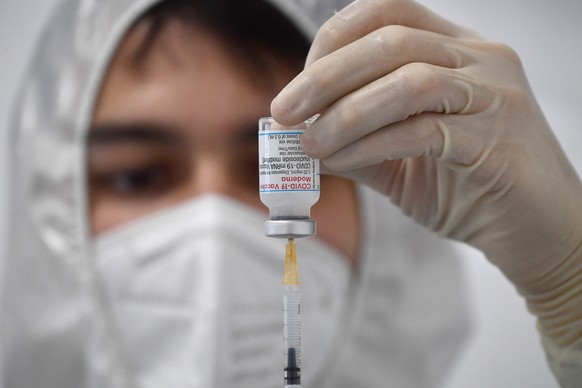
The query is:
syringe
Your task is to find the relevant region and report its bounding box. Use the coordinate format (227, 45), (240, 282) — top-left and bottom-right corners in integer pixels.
(282, 238), (301, 387)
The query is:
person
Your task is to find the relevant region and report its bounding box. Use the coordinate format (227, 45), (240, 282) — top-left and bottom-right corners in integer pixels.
(1, 0), (581, 387)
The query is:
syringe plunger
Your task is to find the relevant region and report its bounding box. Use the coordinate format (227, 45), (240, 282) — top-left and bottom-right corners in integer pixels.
(284, 347), (301, 385)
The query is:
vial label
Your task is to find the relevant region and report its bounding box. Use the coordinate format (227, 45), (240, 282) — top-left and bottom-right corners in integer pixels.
(259, 130), (320, 193)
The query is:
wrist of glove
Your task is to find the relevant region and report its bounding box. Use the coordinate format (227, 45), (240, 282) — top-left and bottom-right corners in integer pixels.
(523, 239), (582, 388)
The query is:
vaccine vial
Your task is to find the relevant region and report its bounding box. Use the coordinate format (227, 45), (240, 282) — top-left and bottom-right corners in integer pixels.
(259, 117), (320, 238)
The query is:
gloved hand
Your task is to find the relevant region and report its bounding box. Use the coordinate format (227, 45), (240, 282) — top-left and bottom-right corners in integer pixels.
(272, 0), (582, 383)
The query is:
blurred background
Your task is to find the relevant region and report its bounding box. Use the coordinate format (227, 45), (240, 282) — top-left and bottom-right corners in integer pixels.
(1, 0), (581, 387)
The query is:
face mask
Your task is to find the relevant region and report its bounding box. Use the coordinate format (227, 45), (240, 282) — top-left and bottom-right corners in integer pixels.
(91, 195), (351, 388)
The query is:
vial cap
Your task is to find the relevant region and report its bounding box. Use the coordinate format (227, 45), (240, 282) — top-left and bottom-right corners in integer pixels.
(264, 219), (316, 238)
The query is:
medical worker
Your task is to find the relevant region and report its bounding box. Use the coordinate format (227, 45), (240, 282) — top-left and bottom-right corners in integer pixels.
(2, 0), (581, 387)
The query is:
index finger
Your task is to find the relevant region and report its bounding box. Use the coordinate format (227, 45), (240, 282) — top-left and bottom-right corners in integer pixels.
(306, 0), (480, 66)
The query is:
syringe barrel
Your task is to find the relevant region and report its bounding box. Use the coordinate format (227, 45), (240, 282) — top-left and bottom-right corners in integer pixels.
(283, 283), (301, 388)
(283, 285), (301, 365)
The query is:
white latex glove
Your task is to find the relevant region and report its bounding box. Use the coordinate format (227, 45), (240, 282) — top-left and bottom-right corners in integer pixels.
(272, 0), (582, 385)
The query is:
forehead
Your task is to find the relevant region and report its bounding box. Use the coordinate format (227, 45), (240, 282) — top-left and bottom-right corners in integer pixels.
(92, 18), (296, 141)
(101, 14), (301, 97)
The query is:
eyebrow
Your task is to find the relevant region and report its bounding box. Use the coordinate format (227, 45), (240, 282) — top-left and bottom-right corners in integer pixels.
(88, 121), (261, 146)
(88, 123), (182, 145)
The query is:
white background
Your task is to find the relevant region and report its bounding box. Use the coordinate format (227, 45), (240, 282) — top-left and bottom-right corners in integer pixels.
(1, 0), (581, 387)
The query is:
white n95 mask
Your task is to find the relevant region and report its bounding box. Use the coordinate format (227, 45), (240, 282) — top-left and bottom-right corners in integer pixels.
(91, 195), (351, 388)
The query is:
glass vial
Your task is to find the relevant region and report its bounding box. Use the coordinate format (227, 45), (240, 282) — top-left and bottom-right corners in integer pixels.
(258, 117), (320, 238)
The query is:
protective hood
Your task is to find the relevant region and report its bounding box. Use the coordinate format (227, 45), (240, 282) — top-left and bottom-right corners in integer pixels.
(5, 0), (351, 265)
(2, 0), (351, 382)
(2, 0), (470, 387)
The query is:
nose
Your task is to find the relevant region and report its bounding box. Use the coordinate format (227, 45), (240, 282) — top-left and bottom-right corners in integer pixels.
(193, 152), (233, 196)
(183, 149), (261, 210)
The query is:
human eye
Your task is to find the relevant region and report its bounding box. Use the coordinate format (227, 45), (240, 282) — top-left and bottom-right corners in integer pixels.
(93, 162), (178, 197)
(88, 143), (188, 201)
